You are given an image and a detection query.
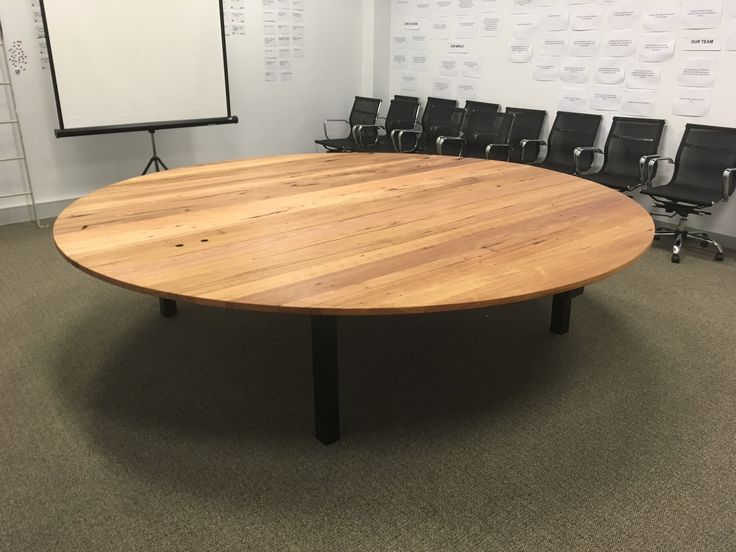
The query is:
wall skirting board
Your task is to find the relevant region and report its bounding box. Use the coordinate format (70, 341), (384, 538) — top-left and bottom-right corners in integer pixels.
(0, 198), (73, 227)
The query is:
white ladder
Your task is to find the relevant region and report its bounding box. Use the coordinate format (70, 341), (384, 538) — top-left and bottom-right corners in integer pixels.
(0, 21), (43, 228)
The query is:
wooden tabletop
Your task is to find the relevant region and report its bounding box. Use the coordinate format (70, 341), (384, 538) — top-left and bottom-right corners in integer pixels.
(54, 153), (654, 315)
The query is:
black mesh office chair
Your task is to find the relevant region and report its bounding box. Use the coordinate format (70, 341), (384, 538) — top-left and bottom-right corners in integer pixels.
(436, 101), (500, 156)
(480, 113), (517, 160)
(394, 97), (458, 153)
(315, 96), (382, 152)
(504, 107), (547, 163)
(409, 107), (465, 155)
(640, 124), (736, 263)
(575, 117), (666, 193)
(521, 111), (602, 173)
(353, 96), (420, 152)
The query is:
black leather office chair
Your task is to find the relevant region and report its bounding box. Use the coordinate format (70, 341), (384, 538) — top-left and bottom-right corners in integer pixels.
(504, 107), (547, 163)
(353, 95), (420, 152)
(575, 117), (666, 193)
(315, 96), (382, 152)
(394, 97), (458, 154)
(436, 100), (500, 157)
(521, 111), (602, 174)
(641, 123), (736, 263)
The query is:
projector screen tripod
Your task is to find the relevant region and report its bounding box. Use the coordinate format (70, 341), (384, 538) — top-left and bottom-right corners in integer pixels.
(141, 129), (168, 175)
(138, 128), (177, 316)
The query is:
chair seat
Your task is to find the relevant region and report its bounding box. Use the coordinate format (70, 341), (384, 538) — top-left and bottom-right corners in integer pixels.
(584, 172), (640, 191)
(535, 161), (575, 174)
(315, 137), (356, 152)
(355, 138), (396, 153)
(640, 183), (722, 206)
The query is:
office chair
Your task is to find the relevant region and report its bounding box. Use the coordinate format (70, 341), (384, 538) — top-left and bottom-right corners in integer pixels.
(394, 97), (458, 153)
(640, 123), (736, 263)
(401, 107), (466, 155)
(353, 95), (420, 152)
(520, 111), (602, 174)
(574, 116), (666, 193)
(503, 107), (547, 163)
(315, 96), (382, 152)
(436, 100), (500, 156)
(481, 112), (518, 161)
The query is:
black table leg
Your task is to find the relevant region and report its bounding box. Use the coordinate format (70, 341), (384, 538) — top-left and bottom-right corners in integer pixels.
(311, 315), (339, 445)
(159, 298), (178, 318)
(550, 287), (584, 335)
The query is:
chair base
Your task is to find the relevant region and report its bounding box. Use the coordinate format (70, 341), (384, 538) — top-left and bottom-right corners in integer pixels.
(653, 216), (724, 263)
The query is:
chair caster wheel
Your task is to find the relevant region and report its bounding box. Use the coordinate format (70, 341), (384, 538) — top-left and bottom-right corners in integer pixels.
(700, 241), (709, 248)
(715, 252), (724, 261)
(671, 254), (680, 263)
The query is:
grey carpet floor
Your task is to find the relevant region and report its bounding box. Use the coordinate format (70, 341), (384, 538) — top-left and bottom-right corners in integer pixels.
(1, 220), (735, 551)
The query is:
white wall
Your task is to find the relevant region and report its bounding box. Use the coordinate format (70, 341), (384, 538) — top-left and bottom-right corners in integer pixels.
(0, 0), (365, 223)
(373, 0), (393, 101)
(387, 0), (736, 241)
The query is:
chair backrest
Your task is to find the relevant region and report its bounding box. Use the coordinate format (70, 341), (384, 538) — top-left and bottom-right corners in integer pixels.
(600, 117), (665, 178)
(461, 101), (500, 137)
(421, 97), (458, 131)
(385, 96), (421, 134)
(671, 124), (736, 196)
(348, 96), (382, 128)
(473, 112), (516, 145)
(446, 107), (466, 137)
(545, 111), (602, 169)
(425, 107), (466, 154)
(394, 94), (420, 103)
(505, 107), (546, 163)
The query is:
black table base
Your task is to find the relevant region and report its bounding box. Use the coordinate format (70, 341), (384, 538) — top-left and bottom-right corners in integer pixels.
(157, 288), (585, 445)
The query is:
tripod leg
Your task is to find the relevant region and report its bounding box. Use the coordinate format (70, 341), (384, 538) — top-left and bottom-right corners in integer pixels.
(142, 157), (155, 175)
(157, 157), (168, 170)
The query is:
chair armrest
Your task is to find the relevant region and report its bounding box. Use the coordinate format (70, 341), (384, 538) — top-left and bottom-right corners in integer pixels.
(723, 168), (736, 201)
(394, 129), (422, 153)
(485, 144), (510, 161)
(353, 124), (385, 147)
(639, 155), (662, 184)
(645, 157), (674, 187)
(436, 135), (465, 156)
(573, 147), (603, 176)
(520, 139), (547, 164)
(323, 119), (350, 140)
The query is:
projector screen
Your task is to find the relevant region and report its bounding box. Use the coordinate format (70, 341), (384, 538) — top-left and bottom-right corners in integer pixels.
(40, 0), (236, 137)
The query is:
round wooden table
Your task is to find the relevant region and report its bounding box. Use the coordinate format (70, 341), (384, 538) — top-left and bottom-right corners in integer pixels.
(54, 153), (654, 444)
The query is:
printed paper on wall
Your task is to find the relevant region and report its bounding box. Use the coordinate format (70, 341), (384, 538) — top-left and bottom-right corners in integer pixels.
(626, 63), (662, 89)
(681, 0), (722, 29)
(558, 87), (588, 111)
(638, 34), (676, 62)
(676, 57), (717, 87)
(591, 86), (624, 111)
(533, 58), (561, 81)
(602, 32), (638, 57)
(621, 89), (657, 116)
(508, 40), (534, 62)
(672, 87), (712, 116)
(643, 4), (681, 32)
(593, 60), (627, 85)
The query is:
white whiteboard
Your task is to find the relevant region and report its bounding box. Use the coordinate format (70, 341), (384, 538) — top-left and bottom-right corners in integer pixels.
(42, 0), (231, 134)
